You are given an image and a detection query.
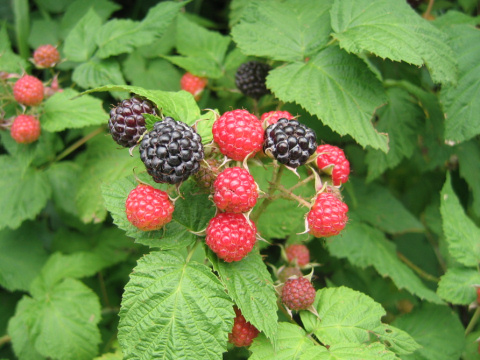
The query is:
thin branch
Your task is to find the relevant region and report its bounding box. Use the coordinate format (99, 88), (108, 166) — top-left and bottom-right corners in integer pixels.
(397, 252), (440, 282)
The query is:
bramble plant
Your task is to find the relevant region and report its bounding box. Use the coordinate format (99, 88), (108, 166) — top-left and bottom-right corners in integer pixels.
(0, 0), (479, 359)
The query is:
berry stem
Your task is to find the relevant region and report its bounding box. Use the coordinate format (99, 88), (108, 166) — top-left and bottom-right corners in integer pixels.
(52, 126), (105, 163)
(465, 307), (480, 335)
(277, 184), (311, 208)
(396, 252), (440, 282)
(287, 174), (314, 192)
(0, 335), (11, 348)
(251, 164), (284, 223)
(423, 0), (435, 19)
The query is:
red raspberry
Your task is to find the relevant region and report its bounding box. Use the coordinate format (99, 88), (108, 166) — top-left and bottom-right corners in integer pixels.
(180, 72), (208, 100)
(212, 109), (264, 161)
(316, 144), (350, 186)
(260, 110), (294, 126)
(125, 184), (174, 231)
(285, 244), (310, 267)
(206, 213), (257, 262)
(10, 115), (41, 144)
(281, 277), (316, 310)
(13, 75), (44, 106)
(33, 44), (60, 68)
(278, 266), (303, 283)
(228, 307), (259, 347)
(213, 167), (258, 213)
(307, 192), (348, 238)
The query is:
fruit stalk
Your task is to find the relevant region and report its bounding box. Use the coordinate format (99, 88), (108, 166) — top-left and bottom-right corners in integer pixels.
(251, 164), (284, 223)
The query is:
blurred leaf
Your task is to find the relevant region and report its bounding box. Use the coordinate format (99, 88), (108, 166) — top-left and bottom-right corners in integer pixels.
(440, 25), (480, 142)
(327, 222), (442, 303)
(331, 0), (457, 84)
(46, 162), (81, 215)
(231, 0), (332, 61)
(0, 25), (29, 73)
(440, 173), (480, 267)
(118, 251), (234, 359)
(299, 343), (398, 360)
(366, 88), (423, 181)
(41, 89), (107, 132)
(63, 8), (102, 62)
(0, 156), (51, 230)
(72, 58), (126, 91)
(457, 140), (480, 217)
(34, 0), (75, 13)
(437, 267), (480, 305)
(393, 304), (465, 360)
(348, 178), (424, 234)
(75, 136), (142, 223)
(8, 278), (101, 360)
(208, 251), (278, 341)
(300, 287), (420, 355)
(0, 223), (48, 291)
(267, 46), (388, 152)
(28, 18), (59, 49)
(250, 322), (316, 360)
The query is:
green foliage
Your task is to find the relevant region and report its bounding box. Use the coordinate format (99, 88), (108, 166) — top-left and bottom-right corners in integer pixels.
(0, 0), (479, 359)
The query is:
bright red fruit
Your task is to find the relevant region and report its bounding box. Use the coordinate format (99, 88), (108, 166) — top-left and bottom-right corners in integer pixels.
(213, 167), (258, 213)
(206, 213), (257, 262)
(212, 109), (264, 161)
(228, 307), (259, 347)
(285, 244), (310, 267)
(180, 72), (208, 100)
(316, 144), (350, 186)
(307, 192), (348, 238)
(13, 75), (44, 106)
(125, 184), (174, 231)
(10, 115), (41, 144)
(33, 44), (60, 68)
(260, 110), (294, 126)
(281, 277), (316, 310)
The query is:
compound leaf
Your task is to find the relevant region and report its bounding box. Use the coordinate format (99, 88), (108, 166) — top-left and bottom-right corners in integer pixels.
(267, 46), (388, 152)
(440, 173), (480, 267)
(63, 8), (102, 62)
(208, 251), (278, 341)
(327, 222), (442, 303)
(331, 0), (457, 84)
(118, 251), (234, 360)
(437, 267), (480, 305)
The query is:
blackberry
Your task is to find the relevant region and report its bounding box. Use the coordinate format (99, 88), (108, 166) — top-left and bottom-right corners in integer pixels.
(235, 61), (271, 99)
(139, 117), (204, 184)
(109, 96), (156, 147)
(263, 118), (317, 168)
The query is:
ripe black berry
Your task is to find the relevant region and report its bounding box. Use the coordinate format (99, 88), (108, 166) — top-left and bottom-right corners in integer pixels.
(139, 117), (204, 184)
(263, 118), (317, 168)
(235, 61), (271, 100)
(109, 96), (156, 147)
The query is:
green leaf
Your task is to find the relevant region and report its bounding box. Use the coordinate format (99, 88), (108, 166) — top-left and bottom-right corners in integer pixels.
(0, 156), (51, 230)
(437, 267), (480, 305)
(63, 8), (102, 62)
(81, 85), (202, 125)
(8, 278), (102, 360)
(28, 18), (60, 49)
(118, 251), (234, 360)
(459, 0), (479, 13)
(267, 46), (388, 152)
(0, 223), (48, 291)
(327, 222), (443, 303)
(440, 173), (480, 267)
(101, 175), (208, 249)
(46, 162), (81, 215)
(167, 14), (230, 78)
(440, 25), (480, 142)
(366, 88), (423, 181)
(75, 136), (143, 223)
(208, 251), (278, 341)
(348, 178), (424, 234)
(457, 140), (480, 217)
(0, 25), (30, 73)
(300, 287), (420, 355)
(123, 53), (181, 91)
(250, 322), (316, 360)
(299, 343), (397, 360)
(231, 0), (333, 61)
(393, 304), (465, 360)
(41, 89), (107, 132)
(60, 0), (121, 38)
(331, 0), (457, 84)
(72, 58), (126, 91)
(34, 0), (74, 13)
(95, 1), (183, 58)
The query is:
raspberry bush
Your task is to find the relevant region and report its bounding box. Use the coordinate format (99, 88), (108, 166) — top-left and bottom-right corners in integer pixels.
(0, 1), (479, 360)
